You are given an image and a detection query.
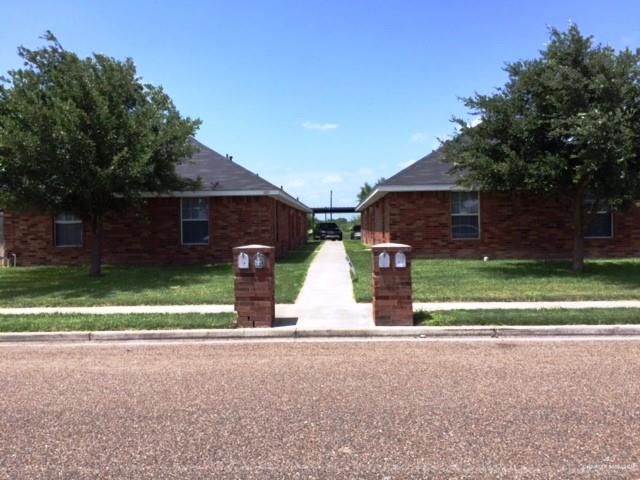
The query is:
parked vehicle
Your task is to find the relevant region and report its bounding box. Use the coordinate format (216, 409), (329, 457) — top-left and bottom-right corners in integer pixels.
(314, 222), (343, 241)
(350, 225), (361, 240)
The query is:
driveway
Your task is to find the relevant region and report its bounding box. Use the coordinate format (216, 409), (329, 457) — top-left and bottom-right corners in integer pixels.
(1, 339), (639, 479)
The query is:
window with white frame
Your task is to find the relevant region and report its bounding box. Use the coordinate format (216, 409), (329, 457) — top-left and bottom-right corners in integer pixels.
(55, 213), (83, 247)
(584, 197), (612, 238)
(451, 191), (480, 239)
(181, 198), (209, 245)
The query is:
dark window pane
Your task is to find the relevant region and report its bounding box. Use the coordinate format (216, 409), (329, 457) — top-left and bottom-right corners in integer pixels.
(55, 223), (82, 246)
(451, 192), (479, 215)
(452, 215), (479, 239)
(182, 198), (209, 220)
(182, 220), (209, 244)
(585, 212), (612, 238)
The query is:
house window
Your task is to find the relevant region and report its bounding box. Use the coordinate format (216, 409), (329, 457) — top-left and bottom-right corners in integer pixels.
(451, 191), (480, 239)
(181, 198), (209, 245)
(584, 198), (612, 238)
(55, 213), (82, 247)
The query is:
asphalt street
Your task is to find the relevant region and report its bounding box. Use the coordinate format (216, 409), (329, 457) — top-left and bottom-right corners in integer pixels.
(1, 339), (639, 479)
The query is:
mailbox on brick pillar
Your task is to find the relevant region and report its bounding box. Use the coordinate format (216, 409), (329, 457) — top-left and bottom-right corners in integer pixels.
(233, 245), (275, 328)
(371, 243), (413, 326)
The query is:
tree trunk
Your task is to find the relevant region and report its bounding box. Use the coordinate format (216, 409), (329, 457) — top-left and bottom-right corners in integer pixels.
(571, 192), (585, 273)
(89, 215), (104, 277)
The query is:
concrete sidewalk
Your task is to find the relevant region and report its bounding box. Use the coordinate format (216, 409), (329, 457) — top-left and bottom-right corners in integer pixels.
(0, 305), (236, 315)
(413, 300), (640, 311)
(3, 300), (640, 316)
(288, 241), (374, 328)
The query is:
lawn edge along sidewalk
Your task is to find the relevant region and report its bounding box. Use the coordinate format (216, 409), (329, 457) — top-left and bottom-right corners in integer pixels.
(2, 324), (640, 343)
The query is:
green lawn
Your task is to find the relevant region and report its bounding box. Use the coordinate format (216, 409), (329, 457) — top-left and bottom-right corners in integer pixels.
(0, 313), (236, 332)
(275, 241), (321, 302)
(0, 242), (320, 307)
(414, 308), (640, 326)
(344, 239), (640, 302)
(343, 240), (373, 302)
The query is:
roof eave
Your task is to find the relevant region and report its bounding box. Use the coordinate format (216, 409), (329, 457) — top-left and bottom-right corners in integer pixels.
(355, 183), (463, 211)
(142, 189), (311, 213)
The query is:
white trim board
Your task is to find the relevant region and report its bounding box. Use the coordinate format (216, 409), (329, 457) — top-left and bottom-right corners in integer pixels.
(142, 189), (311, 213)
(356, 184), (464, 211)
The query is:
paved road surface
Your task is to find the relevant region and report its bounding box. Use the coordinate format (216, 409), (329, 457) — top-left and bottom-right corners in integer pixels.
(1, 339), (639, 479)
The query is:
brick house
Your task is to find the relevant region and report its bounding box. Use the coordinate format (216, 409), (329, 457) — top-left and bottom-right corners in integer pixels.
(1, 139), (310, 266)
(356, 148), (640, 259)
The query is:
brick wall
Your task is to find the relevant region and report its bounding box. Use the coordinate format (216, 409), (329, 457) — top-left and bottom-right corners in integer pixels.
(4, 196), (308, 266)
(361, 191), (640, 259)
(0, 211), (4, 258)
(361, 197), (390, 246)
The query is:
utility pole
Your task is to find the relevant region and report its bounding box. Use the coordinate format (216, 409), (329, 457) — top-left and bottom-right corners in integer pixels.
(330, 190), (333, 220)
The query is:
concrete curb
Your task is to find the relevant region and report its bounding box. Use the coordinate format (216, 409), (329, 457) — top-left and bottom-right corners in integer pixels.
(2, 325), (640, 344)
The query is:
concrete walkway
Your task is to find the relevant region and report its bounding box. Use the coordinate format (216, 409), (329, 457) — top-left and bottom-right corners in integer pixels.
(4, 300), (640, 317)
(413, 300), (640, 311)
(278, 241), (373, 328)
(0, 305), (235, 315)
(4, 300), (640, 316)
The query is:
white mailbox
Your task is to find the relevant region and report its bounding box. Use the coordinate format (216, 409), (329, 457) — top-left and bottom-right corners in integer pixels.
(254, 252), (267, 269)
(378, 251), (390, 268)
(395, 251), (407, 268)
(238, 252), (249, 269)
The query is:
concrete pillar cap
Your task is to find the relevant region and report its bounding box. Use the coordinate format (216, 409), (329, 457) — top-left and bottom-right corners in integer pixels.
(233, 245), (275, 251)
(372, 243), (411, 250)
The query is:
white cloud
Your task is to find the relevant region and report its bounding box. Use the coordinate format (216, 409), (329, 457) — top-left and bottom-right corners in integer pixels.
(302, 121), (339, 131)
(287, 178), (305, 188)
(358, 167), (374, 176)
(469, 117), (482, 128)
(321, 174), (343, 184)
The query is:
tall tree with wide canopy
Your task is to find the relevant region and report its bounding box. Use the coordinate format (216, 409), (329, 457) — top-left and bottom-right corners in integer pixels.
(0, 32), (201, 276)
(443, 25), (640, 271)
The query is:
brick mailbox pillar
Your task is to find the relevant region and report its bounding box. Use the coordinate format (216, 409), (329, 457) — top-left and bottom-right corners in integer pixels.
(371, 243), (413, 326)
(233, 245), (275, 328)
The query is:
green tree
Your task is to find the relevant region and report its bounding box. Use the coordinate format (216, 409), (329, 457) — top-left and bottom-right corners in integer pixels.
(443, 25), (640, 271)
(0, 32), (201, 276)
(357, 177), (386, 203)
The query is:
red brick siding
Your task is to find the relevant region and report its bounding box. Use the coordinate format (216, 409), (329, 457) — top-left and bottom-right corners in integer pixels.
(361, 191), (640, 259)
(0, 212), (5, 258)
(361, 197), (390, 245)
(4, 196), (307, 266)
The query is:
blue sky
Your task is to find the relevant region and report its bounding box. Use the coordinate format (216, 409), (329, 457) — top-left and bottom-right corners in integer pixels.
(2, 1), (639, 209)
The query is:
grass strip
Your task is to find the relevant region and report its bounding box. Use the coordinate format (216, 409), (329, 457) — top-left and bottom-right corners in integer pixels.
(0, 313), (236, 332)
(275, 241), (321, 303)
(414, 308), (640, 326)
(343, 239), (372, 302)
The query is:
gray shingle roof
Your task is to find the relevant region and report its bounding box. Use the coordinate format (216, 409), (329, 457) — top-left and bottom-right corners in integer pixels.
(174, 138), (310, 212)
(355, 146), (465, 211)
(381, 147), (460, 187)
(177, 138), (280, 192)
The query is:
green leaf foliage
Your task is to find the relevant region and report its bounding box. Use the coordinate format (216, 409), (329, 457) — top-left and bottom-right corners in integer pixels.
(357, 177), (386, 203)
(0, 31), (202, 217)
(443, 25), (640, 209)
